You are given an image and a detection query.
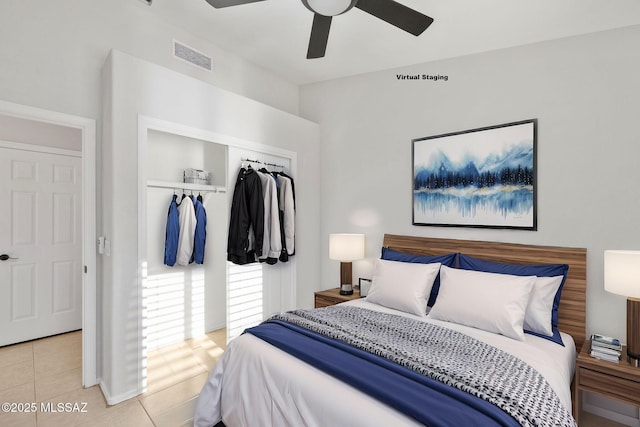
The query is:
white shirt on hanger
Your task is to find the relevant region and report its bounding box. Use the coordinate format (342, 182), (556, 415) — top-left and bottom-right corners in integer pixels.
(176, 195), (197, 266)
(256, 170), (282, 260)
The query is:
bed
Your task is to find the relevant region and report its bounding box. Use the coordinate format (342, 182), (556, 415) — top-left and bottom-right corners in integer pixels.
(194, 235), (587, 427)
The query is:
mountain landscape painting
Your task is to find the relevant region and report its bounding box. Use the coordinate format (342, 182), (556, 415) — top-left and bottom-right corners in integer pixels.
(412, 120), (536, 229)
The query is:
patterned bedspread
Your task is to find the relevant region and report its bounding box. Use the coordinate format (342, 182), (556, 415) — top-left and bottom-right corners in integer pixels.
(270, 305), (576, 427)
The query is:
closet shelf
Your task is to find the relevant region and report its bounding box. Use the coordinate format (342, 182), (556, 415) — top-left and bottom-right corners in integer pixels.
(147, 179), (226, 193)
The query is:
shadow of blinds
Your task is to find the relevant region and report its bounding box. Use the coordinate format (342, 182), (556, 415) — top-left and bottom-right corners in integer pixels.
(142, 267), (206, 351)
(227, 262), (263, 342)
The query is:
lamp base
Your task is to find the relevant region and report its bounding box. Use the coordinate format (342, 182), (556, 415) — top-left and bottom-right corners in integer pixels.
(340, 284), (354, 295)
(627, 298), (640, 364)
(339, 262), (353, 295)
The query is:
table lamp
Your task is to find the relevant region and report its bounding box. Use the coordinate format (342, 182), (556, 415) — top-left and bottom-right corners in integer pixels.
(329, 233), (365, 295)
(604, 250), (640, 365)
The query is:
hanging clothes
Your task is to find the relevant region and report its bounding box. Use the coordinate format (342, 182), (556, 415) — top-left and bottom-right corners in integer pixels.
(227, 167), (264, 265)
(278, 171), (296, 210)
(176, 194), (197, 266)
(191, 195), (207, 264)
(163, 194), (180, 267)
(277, 173), (295, 261)
(256, 170), (282, 265)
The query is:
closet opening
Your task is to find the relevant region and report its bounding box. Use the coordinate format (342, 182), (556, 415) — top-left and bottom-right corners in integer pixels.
(137, 116), (297, 398)
(143, 129), (227, 355)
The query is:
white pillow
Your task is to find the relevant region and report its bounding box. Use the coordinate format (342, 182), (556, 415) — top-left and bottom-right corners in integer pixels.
(428, 265), (535, 341)
(524, 275), (564, 336)
(366, 259), (441, 317)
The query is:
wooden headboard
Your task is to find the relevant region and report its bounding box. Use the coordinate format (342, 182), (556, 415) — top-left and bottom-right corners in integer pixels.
(383, 234), (587, 351)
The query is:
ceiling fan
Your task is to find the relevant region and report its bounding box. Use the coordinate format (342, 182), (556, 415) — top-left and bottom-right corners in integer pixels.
(204, 0), (434, 59)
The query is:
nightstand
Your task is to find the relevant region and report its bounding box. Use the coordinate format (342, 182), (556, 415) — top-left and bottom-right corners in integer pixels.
(314, 288), (361, 308)
(574, 339), (640, 425)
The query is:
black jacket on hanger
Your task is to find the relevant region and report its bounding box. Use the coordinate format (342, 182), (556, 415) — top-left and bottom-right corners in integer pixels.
(227, 167), (264, 265)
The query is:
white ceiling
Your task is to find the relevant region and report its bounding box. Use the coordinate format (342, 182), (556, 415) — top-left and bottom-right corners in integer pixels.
(149, 0), (640, 85)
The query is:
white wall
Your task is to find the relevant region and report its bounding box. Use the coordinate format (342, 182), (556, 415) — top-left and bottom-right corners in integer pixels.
(301, 25), (640, 423)
(102, 49), (320, 403)
(0, 115), (82, 151)
(300, 25), (640, 345)
(0, 0), (299, 118)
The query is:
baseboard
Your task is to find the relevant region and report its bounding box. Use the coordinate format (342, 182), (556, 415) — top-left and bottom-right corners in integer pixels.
(98, 379), (142, 406)
(206, 321), (226, 333)
(582, 392), (640, 427)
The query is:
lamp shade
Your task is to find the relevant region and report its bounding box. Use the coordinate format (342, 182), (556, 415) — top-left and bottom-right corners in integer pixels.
(604, 250), (640, 298)
(329, 234), (365, 262)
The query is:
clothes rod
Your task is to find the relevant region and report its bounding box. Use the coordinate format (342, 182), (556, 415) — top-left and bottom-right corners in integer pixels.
(146, 180), (226, 194)
(241, 157), (286, 169)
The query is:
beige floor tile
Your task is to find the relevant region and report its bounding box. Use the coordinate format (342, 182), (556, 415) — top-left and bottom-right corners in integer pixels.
(0, 411), (37, 427)
(149, 396), (199, 427)
(33, 345), (81, 380)
(206, 330), (227, 350)
(144, 353), (179, 395)
(0, 360), (35, 391)
(0, 341), (33, 368)
(0, 383), (37, 427)
(76, 399), (154, 427)
(151, 341), (206, 383)
(35, 367), (83, 402)
(32, 332), (81, 361)
(0, 381), (35, 402)
(36, 385), (108, 427)
(191, 342), (224, 372)
(139, 371), (208, 420)
(164, 352), (207, 383)
(0, 329), (229, 426)
(32, 331), (81, 351)
(185, 335), (212, 349)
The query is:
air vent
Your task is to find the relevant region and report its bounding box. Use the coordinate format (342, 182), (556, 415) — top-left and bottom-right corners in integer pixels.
(173, 40), (212, 72)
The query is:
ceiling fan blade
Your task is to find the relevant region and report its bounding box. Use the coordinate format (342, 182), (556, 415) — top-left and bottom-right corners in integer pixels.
(307, 14), (332, 59)
(355, 0), (434, 36)
(204, 0), (266, 8)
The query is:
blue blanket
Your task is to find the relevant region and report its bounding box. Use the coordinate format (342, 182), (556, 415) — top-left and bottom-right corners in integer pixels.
(246, 319), (520, 427)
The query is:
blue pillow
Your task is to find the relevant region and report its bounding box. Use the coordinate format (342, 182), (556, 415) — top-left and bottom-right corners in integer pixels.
(458, 253), (569, 346)
(381, 248), (457, 307)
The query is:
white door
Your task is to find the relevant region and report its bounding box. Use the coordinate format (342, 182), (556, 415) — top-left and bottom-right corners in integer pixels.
(0, 147), (82, 346)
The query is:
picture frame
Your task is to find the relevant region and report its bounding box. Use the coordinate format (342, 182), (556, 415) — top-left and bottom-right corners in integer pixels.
(358, 278), (372, 297)
(412, 119), (537, 230)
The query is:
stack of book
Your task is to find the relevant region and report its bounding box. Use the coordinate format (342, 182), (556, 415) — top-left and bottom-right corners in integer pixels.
(590, 334), (622, 363)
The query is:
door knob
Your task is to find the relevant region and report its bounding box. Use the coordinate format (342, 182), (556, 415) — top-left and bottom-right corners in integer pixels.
(0, 254), (18, 261)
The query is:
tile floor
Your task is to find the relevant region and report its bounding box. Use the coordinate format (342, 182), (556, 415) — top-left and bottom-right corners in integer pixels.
(0, 329), (226, 427)
(0, 329), (627, 426)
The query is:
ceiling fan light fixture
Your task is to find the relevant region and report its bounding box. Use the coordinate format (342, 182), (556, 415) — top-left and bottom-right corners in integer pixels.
(301, 0), (357, 17)
(203, 0), (434, 59)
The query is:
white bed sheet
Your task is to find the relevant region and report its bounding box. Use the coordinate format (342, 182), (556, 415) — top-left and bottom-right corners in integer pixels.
(194, 299), (576, 427)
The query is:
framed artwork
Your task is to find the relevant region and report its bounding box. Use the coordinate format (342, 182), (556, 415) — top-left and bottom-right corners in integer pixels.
(358, 278), (372, 297)
(412, 119), (537, 230)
